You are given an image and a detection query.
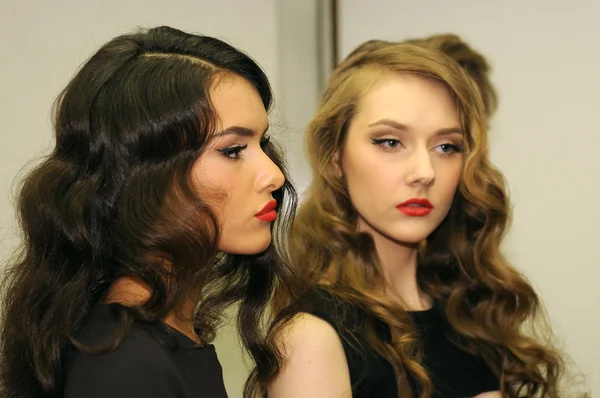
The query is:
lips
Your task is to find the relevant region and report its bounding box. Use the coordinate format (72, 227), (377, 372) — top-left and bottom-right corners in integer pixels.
(255, 199), (277, 222)
(396, 198), (433, 217)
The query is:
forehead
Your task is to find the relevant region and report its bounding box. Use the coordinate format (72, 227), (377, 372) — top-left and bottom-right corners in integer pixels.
(353, 72), (459, 128)
(210, 74), (268, 130)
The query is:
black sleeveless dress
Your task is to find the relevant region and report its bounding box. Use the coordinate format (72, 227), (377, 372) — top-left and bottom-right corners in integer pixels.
(294, 289), (499, 398)
(64, 303), (228, 398)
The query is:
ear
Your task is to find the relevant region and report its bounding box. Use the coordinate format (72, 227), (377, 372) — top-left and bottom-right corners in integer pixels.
(332, 151), (343, 178)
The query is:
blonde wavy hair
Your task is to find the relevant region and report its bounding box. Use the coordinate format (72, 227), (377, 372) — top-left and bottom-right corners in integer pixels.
(347, 34), (498, 119)
(269, 43), (580, 397)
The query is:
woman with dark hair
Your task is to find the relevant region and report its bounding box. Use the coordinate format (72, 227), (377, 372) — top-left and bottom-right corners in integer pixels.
(0, 26), (297, 398)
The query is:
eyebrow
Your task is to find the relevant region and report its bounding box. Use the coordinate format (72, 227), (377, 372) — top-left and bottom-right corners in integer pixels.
(368, 119), (462, 136)
(213, 125), (269, 138)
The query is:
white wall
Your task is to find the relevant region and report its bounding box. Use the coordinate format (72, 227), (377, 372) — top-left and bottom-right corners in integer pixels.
(0, 1), (321, 396)
(339, 0), (599, 393)
(276, 0), (323, 197)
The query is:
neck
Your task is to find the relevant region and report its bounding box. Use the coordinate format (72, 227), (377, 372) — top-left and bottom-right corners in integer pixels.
(104, 276), (201, 344)
(361, 224), (432, 311)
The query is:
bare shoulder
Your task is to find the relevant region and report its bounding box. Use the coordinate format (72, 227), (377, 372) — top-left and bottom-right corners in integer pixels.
(473, 392), (502, 398)
(276, 312), (344, 354)
(268, 313), (352, 398)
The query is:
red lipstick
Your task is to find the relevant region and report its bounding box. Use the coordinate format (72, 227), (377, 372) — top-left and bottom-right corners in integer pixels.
(396, 198), (433, 217)
(255, 200), (277, 222)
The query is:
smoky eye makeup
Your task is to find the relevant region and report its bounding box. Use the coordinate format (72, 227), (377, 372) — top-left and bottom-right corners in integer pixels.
(212, 133), (249, 159)
(216, 144), (247, 161)
(213, 127), (271, 161)
(370, 137), (403, 152)
(436, 143), (462, 155)
(260, 134), (271, 148)
(441, 136), (464, 150)
(369, 132), (465, 155)
(432, 135), (465, 156)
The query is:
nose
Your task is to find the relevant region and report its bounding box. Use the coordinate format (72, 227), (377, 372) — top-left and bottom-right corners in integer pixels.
(255, 153), (285, 193)
(406, 147), (435, 186)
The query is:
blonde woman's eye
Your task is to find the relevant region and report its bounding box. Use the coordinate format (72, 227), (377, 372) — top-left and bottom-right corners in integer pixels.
(371, 138), (402, 150)
(435, 143), (462, 155)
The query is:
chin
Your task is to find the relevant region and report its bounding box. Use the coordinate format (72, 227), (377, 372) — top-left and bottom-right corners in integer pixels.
(386, 229), (433, 246)
(248, 240), (272, 255)
(251, 232), (273, 254)
(392, 237), (426, 246)
(223, 240), (272, 256)
(219, 229), (273, 255)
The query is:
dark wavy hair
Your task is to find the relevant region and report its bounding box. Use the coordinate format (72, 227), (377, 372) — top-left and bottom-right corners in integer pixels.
(0, 26), (297, 398)
(268, 43), (583, 397)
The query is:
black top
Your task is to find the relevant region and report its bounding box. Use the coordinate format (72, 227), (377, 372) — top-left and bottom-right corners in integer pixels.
(296, 289), (498, 398)
(64, 303), (228, 398)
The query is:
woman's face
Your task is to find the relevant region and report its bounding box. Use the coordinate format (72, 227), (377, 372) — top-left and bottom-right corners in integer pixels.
(338, 73), (464, 246)
(192, 74), (285, 255)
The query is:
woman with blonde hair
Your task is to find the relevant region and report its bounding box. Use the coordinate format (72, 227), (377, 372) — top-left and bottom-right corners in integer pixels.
(259, 42), (572, 398)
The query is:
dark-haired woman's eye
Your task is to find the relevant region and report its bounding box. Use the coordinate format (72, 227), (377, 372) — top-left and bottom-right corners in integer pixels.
(260, 135), (271, 149)
(218, 145), (247, 161)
